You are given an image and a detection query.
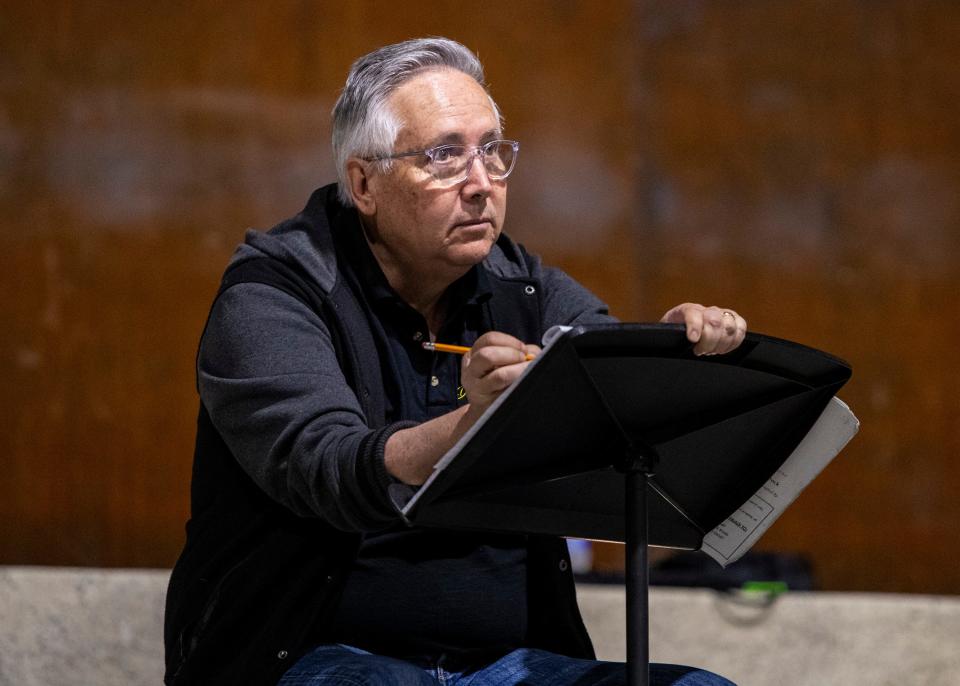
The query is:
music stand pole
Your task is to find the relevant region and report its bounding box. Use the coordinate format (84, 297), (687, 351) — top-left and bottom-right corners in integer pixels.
(624, 450), (654, 686)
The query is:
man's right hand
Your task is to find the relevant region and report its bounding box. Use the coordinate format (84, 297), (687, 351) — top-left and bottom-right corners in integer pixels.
(384, 331), (540, 486)
(461, 332), (541, 414)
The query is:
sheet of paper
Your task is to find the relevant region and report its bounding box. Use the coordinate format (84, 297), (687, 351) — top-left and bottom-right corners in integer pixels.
(402, 325), (577, 517)
(701, 396), (859, 567)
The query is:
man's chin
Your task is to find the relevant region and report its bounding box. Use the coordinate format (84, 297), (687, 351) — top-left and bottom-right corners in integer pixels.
(444, 240), (495, 267)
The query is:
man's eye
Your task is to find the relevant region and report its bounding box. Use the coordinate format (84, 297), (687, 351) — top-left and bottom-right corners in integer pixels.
(432, 146), (462, 163)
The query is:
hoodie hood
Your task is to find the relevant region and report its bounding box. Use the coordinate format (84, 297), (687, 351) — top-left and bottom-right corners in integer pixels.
(228, 185), (344, 295)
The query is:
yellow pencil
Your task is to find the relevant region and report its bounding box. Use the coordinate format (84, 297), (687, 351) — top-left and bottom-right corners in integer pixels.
(422, 341), (535, 361)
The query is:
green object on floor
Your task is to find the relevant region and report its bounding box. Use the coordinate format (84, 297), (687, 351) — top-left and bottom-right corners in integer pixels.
(742, 580), (789, 596)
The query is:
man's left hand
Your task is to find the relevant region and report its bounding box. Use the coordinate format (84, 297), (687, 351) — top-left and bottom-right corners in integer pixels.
(660, 303), (747, 356)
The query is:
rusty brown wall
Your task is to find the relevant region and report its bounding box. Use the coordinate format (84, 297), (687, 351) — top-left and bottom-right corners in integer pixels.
(1, 1), (958, 594)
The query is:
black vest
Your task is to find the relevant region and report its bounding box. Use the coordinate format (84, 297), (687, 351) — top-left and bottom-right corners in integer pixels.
(164, 191), (592, 686)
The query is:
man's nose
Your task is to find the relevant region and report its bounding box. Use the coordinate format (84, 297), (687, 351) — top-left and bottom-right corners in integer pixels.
(461, 152), (492, 196)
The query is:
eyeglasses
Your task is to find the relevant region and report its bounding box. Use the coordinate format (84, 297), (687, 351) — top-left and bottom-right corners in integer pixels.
(365, 139), (520, 186)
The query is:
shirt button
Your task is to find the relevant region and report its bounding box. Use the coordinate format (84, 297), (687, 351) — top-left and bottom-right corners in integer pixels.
(413, 331), (423, 341)
(430, 376), (440, 387)
(277, 650), (289, 660)
(559, 559), (569, 572)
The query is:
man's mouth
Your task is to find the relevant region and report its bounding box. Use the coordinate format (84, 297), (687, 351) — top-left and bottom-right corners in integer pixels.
(453, 218), (493, 230)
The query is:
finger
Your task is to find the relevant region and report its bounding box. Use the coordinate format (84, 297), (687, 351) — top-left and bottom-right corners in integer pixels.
(714, 310), (746, 354)
(472, 331), (527, 353)
(464, 345), (531, 378)
(727, 313), (747, 352)
(683, 306), (706, 345)
(463, 359), (532, 407)
(701, 309), (747, 355)
(736, 314), (748, 339)
(719, 309), (738, 336)
(478, 361), (531, 393)
(705, 306), (727, 330)
(693, 322), (722, 355)
(693, 307), (728, 355)
(522, 343), (542, 359)
(717, 310), (743, 354)
(709, 309), (735, 354)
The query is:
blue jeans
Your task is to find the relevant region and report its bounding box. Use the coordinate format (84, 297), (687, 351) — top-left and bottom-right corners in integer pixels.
(277, 644), (736, 685)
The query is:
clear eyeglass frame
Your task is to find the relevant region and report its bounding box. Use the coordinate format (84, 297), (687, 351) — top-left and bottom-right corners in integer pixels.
(365, 139), (520, 186)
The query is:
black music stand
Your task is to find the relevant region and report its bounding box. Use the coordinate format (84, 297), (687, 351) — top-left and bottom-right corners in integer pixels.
(402, 323), (853, 686)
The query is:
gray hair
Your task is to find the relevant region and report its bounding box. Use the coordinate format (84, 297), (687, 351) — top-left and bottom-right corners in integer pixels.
(331, 37), (502, 206)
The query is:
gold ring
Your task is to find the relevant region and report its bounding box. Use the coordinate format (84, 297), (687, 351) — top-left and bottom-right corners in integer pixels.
(722, 311), (735, 319)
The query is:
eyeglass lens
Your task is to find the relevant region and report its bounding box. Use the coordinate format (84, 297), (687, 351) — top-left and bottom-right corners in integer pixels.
(430, 141), (517, 182)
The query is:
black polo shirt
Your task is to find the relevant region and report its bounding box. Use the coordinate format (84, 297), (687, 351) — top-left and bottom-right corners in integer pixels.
(329, 221), (529, 663)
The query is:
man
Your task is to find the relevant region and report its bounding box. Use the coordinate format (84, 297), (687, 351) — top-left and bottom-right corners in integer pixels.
(164, 37), (745, 686)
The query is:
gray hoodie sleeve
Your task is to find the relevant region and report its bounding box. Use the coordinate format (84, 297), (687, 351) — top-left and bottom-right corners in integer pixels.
(538, 263), (619, 329)
(197, 282), (414, 532)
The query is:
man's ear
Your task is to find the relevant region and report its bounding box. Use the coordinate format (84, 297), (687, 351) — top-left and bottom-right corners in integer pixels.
(346, 159), (376, 215)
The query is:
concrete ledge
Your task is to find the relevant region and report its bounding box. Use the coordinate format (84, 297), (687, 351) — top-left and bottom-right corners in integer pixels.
(0, 566), (167, 686)
(2, 567), (959, 685)
(578, 583), (960, 686)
